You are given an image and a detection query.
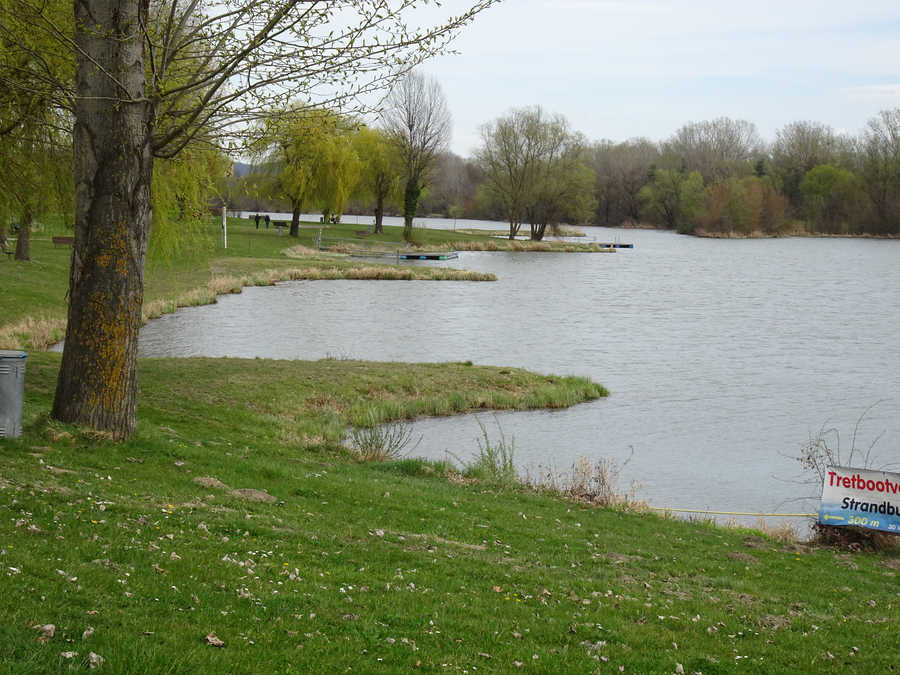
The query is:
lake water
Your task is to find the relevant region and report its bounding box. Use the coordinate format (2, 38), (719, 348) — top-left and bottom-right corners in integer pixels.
(139, 223), (900, 532)
(237, 211), (525, 233)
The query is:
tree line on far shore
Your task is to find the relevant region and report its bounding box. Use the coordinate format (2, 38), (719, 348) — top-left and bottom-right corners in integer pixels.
(231, 109), (900, 238)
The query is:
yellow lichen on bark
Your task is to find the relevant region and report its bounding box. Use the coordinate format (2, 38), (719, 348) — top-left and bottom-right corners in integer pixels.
(82, 287), (130, 412)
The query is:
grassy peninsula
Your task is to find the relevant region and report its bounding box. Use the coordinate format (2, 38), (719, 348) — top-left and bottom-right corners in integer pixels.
(0, 216), (609, 352)
(1, 218), (898, 672)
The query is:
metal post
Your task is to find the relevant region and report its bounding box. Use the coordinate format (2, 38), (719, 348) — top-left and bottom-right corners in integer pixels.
(222, 205), (227, 249)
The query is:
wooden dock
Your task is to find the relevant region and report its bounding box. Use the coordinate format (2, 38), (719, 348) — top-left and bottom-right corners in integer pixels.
(344, 250), (459, 261)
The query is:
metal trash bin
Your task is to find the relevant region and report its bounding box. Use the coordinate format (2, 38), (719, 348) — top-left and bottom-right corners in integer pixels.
(0, 350), (27, 438)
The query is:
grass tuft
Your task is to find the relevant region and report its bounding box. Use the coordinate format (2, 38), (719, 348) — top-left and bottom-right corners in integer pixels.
(462, 416), (518, 486)
(0, 316), (67, 351)
(348, 416), (422, 463)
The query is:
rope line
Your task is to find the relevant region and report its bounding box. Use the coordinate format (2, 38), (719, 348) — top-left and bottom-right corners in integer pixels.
(649, 507), (815, 518)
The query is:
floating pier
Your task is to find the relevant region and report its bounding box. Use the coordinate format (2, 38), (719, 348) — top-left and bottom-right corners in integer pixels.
(342, 249), (459, 261)
(398, 252), (459, 261)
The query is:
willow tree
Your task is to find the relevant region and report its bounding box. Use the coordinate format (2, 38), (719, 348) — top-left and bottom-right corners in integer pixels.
(381, 71), (451, 240)
(1, 0), (498, 438)
(353, 126), (398, 233)
(0, 0), (73, 260)
(478, 106), (594, 241)
(477, 107), (545, 239)
(313, 128), (361, 224)
(260, 108), (340, 236)
(150, 146), (230, 261)
(524, 124), (595, 241)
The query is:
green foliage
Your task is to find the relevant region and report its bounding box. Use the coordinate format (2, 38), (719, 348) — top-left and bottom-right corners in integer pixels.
(351, 127), (401, 215)
(382, 456), (457, 477)
(771, 121), (841, 210)
(695, 176), (789, 236)
(860, 109), (900, 234)
(260, 107), (361, 223)
(800, 164), (867, 234)
(149, 147), (227, 262)
(0, 0), (74, 239)
(313, 128), (361, 222)
(639, 169), (704, 231)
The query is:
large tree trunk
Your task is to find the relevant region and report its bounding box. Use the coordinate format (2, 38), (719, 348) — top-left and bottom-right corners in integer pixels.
(52, 0), (153, 440)
(374, 194), (384, 233)
(14, 207), (31, 261)
(290, 200), (301, 237)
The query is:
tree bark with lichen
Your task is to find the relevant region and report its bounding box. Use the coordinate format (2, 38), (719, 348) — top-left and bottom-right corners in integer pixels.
(52, 0), (153, 439)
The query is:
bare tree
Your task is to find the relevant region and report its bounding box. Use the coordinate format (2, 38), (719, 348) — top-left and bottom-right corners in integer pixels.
(418, 151), (478, 220)
(381, 71), (451, 240)
(0, 0), (498, 438)
(477, 106), (594, 240)
(664, 117), (761, 182)
(771, 121), (839, 208)
(860, 108), (900, 235)
(525, 127), (595, 241)
(477, 107), (545, 238)
(590, 138), (660, 226)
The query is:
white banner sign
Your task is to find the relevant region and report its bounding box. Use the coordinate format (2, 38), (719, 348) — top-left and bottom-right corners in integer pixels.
(819, 465), (900, 533)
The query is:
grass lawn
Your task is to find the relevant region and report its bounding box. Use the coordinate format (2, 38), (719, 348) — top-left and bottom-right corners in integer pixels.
(1, 354), (897, 672)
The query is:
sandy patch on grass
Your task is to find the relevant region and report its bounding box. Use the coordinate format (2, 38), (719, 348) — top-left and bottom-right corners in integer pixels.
(232, 488), (277, 503)
(193, 476), (230, 490)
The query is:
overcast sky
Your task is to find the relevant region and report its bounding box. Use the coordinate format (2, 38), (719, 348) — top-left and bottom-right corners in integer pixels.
(412, 0), (900, 157)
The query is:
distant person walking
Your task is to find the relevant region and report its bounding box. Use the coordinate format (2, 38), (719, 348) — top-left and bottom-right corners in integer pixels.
(265, 215), (270, 229)
(254, 213), (260, 229)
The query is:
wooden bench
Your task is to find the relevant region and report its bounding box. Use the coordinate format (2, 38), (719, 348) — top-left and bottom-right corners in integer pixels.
(52, 235), (75, 246)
